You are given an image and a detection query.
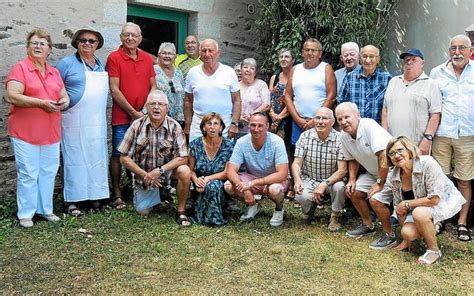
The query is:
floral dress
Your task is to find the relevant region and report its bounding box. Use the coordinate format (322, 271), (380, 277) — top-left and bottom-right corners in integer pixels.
(154, 65), (185, 122)
(189, 137), (234, 226)
(270, 80), (287, 137)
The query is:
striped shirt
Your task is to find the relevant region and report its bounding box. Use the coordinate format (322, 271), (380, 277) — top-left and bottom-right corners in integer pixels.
(337, 66), (391, 123)
(117, 115), (188, 190)
(294, 128), (345, 181)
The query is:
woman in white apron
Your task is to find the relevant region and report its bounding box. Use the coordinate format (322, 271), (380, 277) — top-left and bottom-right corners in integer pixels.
(56, 27), (109, 216)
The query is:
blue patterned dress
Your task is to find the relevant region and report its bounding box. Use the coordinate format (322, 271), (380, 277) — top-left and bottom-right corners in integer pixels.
(189, 137), (234, 226)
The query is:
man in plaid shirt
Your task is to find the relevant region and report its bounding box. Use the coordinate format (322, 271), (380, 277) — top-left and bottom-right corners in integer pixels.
(337, 45), (391, 123)
(292, 107), (347, 231)
(118, 90), (192, 225)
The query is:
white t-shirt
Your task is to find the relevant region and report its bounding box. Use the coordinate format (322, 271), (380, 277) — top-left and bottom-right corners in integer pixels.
(185, 63), (240, 116)
(292, 62), (328, 118)
(339, 118), (392, 176)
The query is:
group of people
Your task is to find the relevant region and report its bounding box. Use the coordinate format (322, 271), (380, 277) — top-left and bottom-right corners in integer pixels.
(5, 21), (473, 265)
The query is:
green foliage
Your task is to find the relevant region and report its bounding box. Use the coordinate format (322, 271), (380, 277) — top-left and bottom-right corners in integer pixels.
(255, 0), (400, 75)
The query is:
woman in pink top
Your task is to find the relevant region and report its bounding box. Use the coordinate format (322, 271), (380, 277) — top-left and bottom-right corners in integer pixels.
(238, 58), (270, 134)
(5, 28), (69, 228)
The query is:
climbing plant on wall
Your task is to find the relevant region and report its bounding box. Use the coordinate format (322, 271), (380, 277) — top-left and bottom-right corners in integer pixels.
(255, 0), (399, 75)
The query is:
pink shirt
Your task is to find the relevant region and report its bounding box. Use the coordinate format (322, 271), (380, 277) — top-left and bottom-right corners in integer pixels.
(5, 57), (64, 145)
(240, 79), (270, 116)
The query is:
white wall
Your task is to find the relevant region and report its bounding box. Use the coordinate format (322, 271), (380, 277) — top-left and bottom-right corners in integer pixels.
(385, 0), (474, 75)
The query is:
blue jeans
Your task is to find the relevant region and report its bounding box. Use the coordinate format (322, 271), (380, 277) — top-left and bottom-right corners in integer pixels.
(111, 124), (130, 157)
(11, 137), (60, 219)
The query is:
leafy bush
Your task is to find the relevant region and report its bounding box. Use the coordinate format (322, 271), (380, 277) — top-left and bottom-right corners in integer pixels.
(255, 0), (399, 75)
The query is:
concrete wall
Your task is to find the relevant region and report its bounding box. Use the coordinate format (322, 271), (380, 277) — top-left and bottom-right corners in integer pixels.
(385, 0), (473, 75)
(0, 0), (260, 203)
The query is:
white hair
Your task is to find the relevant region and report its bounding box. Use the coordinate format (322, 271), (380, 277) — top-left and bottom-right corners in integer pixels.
(122, 22), (141, 35)
(450, 34), (471, 46)
(335, 102), (359, 115)
(147, 90), (168, 104)
(201, 38), (219, 51)
(341, 42), (359, 54)
(158, 42), (176, 54)
(242, 57), (257, 69)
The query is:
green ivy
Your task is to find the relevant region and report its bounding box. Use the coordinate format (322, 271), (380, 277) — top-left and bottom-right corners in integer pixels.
(255, 0), (399, 75)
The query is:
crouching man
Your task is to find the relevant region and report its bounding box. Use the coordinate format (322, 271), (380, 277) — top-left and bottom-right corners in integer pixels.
(292, 107), (347, 231)
(224, 112), (289, 226)
(118, 90), (192, 225)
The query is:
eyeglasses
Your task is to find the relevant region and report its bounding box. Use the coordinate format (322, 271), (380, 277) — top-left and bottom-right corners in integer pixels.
(185, 41), (197, 45)
(388, 147), (406, 158)
(120, 32), (140, 39)
(78, 38), (98, 45)
(314, 116), (332, 122)
(29, 41), (49, 47)
(168, 81), (176, 93)
(449, 45), (471, 52)
(147, 102), (168, 108)
(361, 55), (379, 60)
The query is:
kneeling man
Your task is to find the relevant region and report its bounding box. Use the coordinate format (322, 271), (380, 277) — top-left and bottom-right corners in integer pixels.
(292, 107), (347, 231)
(118, 90), (192, 225)
(225, 112), (289, 226)
(336, 102), (395, 249)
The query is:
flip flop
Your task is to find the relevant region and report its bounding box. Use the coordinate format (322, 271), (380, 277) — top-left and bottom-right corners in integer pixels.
(113, 197), (126, 210)
(68, 204), (83, 217)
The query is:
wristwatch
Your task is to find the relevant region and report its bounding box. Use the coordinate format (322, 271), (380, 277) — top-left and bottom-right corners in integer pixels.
(159, 167), (165, 175)
(323, 179), (331, 186)
(404, 201), (410, 210)
(376, 178), (385, 185)
(423, 134), (433, 141)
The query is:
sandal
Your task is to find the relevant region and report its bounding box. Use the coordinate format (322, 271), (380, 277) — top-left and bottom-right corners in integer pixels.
(176, 212), (192, 227)
(68, 204), (83, 217)
(113, 197), (127, 210)
(417, 249), (442, 265)
(457, 224), (472, 241)
(434, 221), (445, 235)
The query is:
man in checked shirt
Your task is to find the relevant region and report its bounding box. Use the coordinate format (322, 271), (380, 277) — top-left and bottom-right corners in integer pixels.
(118, 90), (192, 226)
(292, 107), (347, 231)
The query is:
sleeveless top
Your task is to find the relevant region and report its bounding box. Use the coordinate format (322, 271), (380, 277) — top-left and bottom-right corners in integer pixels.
(292, 62), (327, 118)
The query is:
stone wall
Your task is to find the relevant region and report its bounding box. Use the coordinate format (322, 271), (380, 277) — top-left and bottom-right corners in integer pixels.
(0, 0), (261, 203)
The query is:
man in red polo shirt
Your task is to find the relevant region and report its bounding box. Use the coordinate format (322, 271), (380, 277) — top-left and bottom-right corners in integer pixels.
(106, 22), (157, 209)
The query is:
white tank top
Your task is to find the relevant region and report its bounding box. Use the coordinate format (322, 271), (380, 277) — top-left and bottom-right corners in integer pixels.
(292, 62), (327, 118)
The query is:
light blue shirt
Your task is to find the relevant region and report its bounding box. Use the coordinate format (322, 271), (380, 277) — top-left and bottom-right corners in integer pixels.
(429, 60), (474, 138)
(335, 64), (360, 95)
(56, 53), (106, 108)
(230, 132), (288, 177)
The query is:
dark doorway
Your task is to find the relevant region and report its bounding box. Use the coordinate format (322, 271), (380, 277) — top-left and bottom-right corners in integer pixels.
(127, 15), (178, 56)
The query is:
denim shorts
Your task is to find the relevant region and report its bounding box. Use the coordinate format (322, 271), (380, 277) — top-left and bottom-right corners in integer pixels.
(111, 124), (130, 157)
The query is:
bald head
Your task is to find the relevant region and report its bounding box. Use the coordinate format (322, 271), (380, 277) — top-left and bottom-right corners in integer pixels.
(360, 45), (380, 76)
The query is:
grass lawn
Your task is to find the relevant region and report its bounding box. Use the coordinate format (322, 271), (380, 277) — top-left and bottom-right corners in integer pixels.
(1, 197), (473, 294)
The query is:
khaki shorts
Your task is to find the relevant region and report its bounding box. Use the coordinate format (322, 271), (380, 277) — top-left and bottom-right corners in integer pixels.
(432, 136), (474, 181)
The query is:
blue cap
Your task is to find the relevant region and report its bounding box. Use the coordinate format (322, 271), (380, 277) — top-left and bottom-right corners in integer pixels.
(399, 48), (424, 60)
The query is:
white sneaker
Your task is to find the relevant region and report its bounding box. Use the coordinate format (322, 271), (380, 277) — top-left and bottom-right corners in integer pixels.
(239, 204), (259, 221)
(19, 218), (33, 228)
(40, 214), (61, 222)
(270, 209), (284, 227)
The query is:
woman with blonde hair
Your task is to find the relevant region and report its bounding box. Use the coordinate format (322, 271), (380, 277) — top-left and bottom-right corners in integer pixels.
(385, 136), (465, 264)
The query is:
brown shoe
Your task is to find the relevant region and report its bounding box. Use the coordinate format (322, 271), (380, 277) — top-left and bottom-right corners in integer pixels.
(328, 212), (342, 232)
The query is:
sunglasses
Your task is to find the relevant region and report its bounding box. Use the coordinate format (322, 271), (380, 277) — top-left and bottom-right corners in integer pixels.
(168, 81), (176, 93)
(78, 38), (98, 45)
